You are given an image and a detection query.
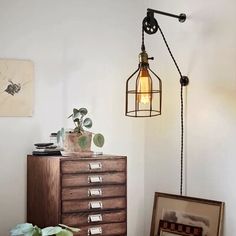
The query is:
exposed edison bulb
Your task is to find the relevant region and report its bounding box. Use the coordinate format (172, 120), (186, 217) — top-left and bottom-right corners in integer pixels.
(137, 67), (152, 104)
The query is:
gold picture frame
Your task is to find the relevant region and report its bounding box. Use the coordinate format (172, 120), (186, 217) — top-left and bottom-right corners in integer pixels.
(150, 192), (224, 236)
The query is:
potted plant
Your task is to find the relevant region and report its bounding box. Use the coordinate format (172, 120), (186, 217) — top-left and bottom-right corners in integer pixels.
(58, 107), (104, 153)
(10, 223), (79, 236)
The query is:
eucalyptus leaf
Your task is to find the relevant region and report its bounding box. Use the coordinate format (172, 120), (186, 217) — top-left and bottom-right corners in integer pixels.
(42, 226), (62, 236)
(24, 229), (35, 236)
(10, 228), (24, 236)
(10, 224), (77, 236)
(15, 223), (33, 230)
(10, 228), (24, 235)
(56, 229), (73, 236)
(11, 223), (34, 235)
(78, 135), (90, 150)
(93, 133), (105, 147)
(83, 118), (92, 128)
(11, 228), (34, 236)
(78, 108), (88, 117)
(58, 224), (80, 233)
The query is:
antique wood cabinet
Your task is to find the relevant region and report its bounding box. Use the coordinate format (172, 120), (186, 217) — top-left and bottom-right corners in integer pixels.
(27, 155), (127, 236)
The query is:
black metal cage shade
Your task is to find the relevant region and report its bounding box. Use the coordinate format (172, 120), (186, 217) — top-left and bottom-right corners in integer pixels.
(125, 65), (162, 117)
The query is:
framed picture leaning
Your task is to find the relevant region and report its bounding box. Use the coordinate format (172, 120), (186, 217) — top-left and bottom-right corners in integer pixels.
(150, 192), (224, 236)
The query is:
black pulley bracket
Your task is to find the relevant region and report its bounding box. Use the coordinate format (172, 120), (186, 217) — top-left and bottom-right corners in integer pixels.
(142, 16), (158, 35)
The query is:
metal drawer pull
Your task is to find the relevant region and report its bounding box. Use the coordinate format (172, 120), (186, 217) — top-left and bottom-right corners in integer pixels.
(88, 188), (102, 197)
(89, 201), (103, 209)
(88, 214), (103, 223)
(88, 176), (102, 183)
(89, 162), (102, 170)
(88, 227), (102, 235)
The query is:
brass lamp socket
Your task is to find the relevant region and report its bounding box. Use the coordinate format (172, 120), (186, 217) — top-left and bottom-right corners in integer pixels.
(139, 51), (149, 65)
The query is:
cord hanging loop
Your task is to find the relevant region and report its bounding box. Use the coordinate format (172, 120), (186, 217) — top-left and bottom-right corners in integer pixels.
(141, 8), (189, 196)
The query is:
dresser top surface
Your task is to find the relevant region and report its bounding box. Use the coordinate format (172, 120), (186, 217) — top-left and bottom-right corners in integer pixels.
(28, 154), (126, 161)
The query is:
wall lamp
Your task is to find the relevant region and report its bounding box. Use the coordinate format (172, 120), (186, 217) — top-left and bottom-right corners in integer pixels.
(125, 8), (189, 195)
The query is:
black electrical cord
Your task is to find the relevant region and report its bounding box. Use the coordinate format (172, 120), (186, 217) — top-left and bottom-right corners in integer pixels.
(157, 24), (185, 196)
(141, 28), (145, 51)
(142, 17), (188, 195)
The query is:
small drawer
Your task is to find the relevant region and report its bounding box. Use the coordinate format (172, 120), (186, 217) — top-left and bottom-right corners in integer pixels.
(74, 223), (126, 236)
(62, 197), (126, 213)
(62, 172), (126, 187)
(62, 210), (126, 226)
(61, 159), (126, 174)
(62, 185), (126, 200)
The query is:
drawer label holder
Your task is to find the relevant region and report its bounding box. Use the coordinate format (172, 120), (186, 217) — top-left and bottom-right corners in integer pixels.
(88, 188), (102, 197)
(88, 226), (102, 235)
(88, 176), (103, 183)
(88, 214), (103, 223)
(89, 162), (102, 170)
(89, 201), (103, 209)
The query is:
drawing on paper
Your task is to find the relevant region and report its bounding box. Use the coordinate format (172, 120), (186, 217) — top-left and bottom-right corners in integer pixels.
(0, 59), (34, 116)
(5, 80), (21, 96)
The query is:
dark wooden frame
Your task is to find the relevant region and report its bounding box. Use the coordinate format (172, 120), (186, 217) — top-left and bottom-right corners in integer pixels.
(150, 192), (224, 236)
(158, 220), (203, 236)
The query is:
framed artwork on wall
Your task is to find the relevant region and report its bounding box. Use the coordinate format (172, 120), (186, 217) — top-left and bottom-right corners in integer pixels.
(0, 59), (34, 117)
(150, 192), (224, 236)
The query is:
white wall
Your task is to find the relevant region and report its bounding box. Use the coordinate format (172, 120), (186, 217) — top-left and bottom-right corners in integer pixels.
(145, 0), (236, 235)
(0, 1), (146, 235)
(1, 0), (235, 235)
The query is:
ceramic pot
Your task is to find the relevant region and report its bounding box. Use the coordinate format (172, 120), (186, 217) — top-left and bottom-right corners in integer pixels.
(63, 131), (92, 152)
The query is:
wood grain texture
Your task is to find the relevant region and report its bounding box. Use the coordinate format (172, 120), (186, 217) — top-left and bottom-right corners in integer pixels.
(62, 185), (126, 200)
(62, 210), (126, 226)
(62, 197), (126, 213)
(60, 155), (126, 161)
(61, 159), (126, 174)
(74, 222), (126, 236)
(62, 172), (126, 187)
(27, 155), (127, 235)
(27, 156), (60, 227)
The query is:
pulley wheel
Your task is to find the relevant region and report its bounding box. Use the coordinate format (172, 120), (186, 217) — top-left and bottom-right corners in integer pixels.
(142, 16), (158, 35)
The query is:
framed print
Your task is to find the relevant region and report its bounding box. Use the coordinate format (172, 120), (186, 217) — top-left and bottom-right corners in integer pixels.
(158, 220), (203, 236)
(0, 59), (34, 116)
(150, 192), (224, 236)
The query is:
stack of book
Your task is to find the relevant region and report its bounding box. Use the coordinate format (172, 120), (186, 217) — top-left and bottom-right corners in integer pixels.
(32, 143), (63, 156)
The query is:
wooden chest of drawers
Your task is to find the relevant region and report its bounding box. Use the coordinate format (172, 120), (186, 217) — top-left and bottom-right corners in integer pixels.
(27, 155), (127, 236)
